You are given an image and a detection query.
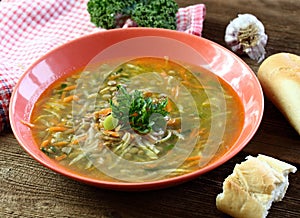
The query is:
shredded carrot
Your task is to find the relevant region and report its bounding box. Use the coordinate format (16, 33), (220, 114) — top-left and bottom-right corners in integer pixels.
(20, 120), (35, 128)
(60, 91), (66, 100)
(52, 141), (69, 147)
(71, 139), (79, 145)
(184, 159), (200, 168)
(167, 118), (181, 128)
(93, 123), (99, 130)
(71, 135), (87, 145)
(41, 139), (50, 148)
(165, 101), (173, 112)
(130, 112), (138, 117)
(181, 81), (203, 89)
(186, 155), (201, 162)
(47, 126), (68, 132)
(198, 128), (206, 135)
(63, 85), (77, 91)
(71, 74), (81, 79)
(94, 108), (112, 117)
(55, 154), (67, 161)
(160, 71), (168, 78)
(190, 128), (199, 137)
(63, 95), (79, 103)
(109, 74), (121, 80)
(145, 163), (157, 168)
(178, 69), (187, 80)
(103, 130), (120, 138)
(143, 92), (153, 97)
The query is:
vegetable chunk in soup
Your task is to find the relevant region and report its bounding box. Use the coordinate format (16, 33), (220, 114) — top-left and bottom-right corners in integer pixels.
(30, 57), (244, 182)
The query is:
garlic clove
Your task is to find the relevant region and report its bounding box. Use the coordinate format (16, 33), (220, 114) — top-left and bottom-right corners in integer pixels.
(225, 14), (268, 63)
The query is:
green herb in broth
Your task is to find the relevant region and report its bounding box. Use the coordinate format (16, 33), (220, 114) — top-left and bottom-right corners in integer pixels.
(109, 85), (169, 134)
(29, 57), (244, 182)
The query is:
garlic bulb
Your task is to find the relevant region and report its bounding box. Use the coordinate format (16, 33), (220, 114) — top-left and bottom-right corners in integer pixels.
(225, 14), (268, 63)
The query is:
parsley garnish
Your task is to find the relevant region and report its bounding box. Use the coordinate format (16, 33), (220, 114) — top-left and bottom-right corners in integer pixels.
(110, 85), (169, 134)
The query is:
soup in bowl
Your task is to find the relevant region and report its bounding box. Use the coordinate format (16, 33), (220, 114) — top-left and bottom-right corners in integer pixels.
(10, 28), (263, 190)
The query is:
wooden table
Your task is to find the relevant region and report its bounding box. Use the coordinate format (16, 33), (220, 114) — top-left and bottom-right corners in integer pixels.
(1, 0), (299, 217)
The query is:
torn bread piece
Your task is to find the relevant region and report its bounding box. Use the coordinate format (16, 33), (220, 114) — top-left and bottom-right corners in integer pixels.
(216, 154), (297, 218)
(257, 53), (300, 134)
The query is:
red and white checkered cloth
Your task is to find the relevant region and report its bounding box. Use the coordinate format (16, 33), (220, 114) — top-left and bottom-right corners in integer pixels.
(0, 0), (206, 132)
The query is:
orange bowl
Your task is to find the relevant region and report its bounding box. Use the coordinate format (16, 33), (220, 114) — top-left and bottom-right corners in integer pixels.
(9, 28), (264, 191)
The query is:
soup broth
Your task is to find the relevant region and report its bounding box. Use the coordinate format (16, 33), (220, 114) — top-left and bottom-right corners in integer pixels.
(30, 57), (244, 182)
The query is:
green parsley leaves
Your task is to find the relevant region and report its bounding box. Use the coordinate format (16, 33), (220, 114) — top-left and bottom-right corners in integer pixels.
(110, 85), (169, 134)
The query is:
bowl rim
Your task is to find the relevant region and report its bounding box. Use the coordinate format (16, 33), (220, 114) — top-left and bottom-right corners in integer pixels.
(9, 27), (264, 190)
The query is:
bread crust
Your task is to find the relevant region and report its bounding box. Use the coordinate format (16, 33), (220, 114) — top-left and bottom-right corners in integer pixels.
(216, 154), (297, 218)
(257, 53), (300, 134)
(216, 178), (269, 218)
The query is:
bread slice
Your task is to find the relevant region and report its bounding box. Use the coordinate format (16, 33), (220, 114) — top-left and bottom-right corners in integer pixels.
(216, 154), (297, 218)
(257, 53), (300, 134)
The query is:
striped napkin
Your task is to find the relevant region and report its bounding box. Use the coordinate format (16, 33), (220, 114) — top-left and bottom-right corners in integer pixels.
(0, 0), (206, 132)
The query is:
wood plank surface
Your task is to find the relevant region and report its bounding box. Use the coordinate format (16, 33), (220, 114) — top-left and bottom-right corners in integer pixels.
(1, 0), (299, 217)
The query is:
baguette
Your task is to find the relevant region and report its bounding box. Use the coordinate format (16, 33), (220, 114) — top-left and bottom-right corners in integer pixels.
(216, 154), (297, 218)
(257, 53), (300, 134)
